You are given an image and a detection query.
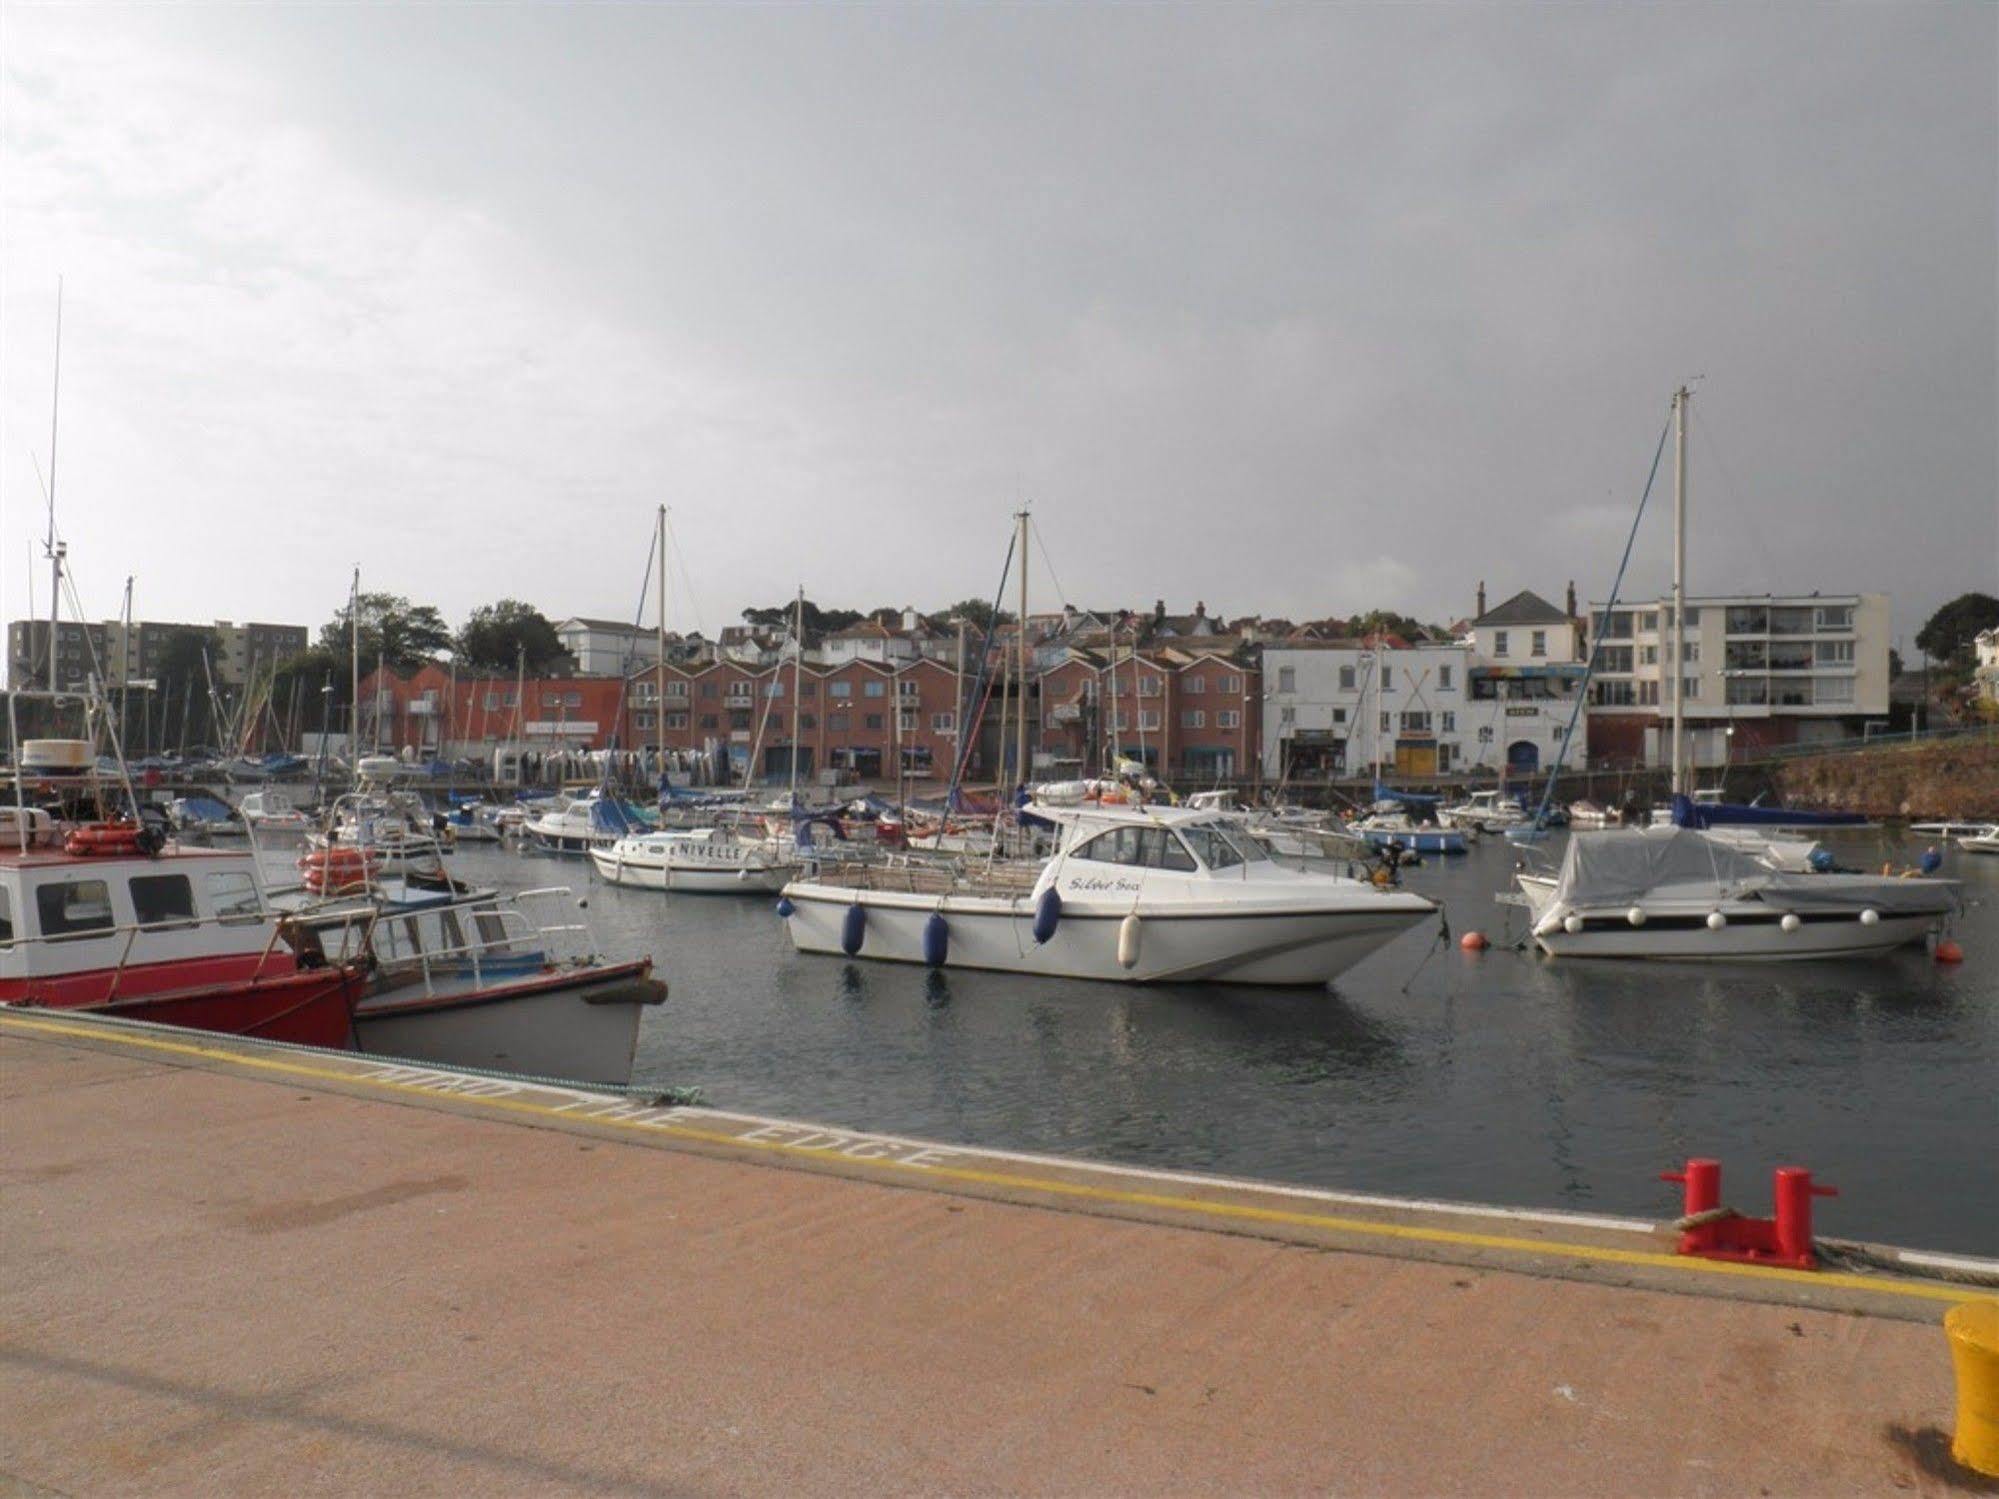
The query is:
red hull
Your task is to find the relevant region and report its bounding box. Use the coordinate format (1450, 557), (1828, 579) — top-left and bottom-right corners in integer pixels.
(0, 951), (298, 1011)
(7, 966), (361, 1051)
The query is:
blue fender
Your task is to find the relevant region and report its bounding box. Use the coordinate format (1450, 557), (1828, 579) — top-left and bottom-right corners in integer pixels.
(1032, 887), (1063, 945)
(922, 912), (949, 968)
(841, 901), (867, 956)
(775, 895), (796, 919)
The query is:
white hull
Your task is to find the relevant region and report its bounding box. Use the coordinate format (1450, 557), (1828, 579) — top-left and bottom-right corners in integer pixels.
(354, 970), (655, 1085)
(781, 887), (1430, 986)
(590, 845), (795, 893)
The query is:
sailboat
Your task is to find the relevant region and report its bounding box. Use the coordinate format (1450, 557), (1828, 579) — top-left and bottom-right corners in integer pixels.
(593, 531), (807, 893)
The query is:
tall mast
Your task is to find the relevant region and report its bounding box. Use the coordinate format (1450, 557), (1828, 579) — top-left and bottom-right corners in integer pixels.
(656, 505), (668, 771)
(1670, 385), (1689, 797)
(348, 568), (361, 761)
(45, 279), (64, 691)
(790, 586), (804, 803)
(1014, 509), (1029, 796)
(120, 576), (133, 749)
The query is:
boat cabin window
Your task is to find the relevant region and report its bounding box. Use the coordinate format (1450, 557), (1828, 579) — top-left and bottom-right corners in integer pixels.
(1071, 826), (1197, 872)
(205, 870), (263, 924)
(0, 886), (12, 946)
(36, 879), (116, 939)
(1179, 825), (1269, 870)
(130, 874), (197, 929)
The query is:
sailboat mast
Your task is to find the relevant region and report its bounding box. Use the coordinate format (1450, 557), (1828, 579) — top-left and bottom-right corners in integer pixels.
(790, 586), (804, 802)
(1670, 385), (1689, 797)
(1014, 510), (1029, 796)
(348, 568), (361, 762)
(45, 279), (64, 691)
(655, 505), (668, 771)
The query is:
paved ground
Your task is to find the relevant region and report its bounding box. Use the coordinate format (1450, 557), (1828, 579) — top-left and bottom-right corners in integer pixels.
(1, 1022), (1987, 1496)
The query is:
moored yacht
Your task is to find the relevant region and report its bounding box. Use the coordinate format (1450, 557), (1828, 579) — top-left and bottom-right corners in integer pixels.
(779, 803), (1436, 986)
(592, 820), (804, 893)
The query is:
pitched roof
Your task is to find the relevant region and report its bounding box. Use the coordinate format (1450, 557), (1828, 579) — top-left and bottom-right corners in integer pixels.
(556, 617), (652, 635)
(1473, 590), (1569, 627)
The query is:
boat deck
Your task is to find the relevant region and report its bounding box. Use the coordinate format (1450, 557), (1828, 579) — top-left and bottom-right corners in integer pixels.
(2, 1008), (1991, 1495)
(798, 855), (1044, 897)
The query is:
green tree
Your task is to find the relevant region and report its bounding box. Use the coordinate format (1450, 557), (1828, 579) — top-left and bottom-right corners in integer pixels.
(154, 628), (223, 751)
(456, 600), (573, 674)
(1913, 592), (1999, 669)
(942, 598), (1014, 634)
(317, 592), (452, 674)
(740, 600), (864, 638)
(270, 645), (349, 736)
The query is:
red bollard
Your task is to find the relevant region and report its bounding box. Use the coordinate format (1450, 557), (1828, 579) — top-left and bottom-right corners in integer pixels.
(1772, 1167), (1837, 1269)
(1661, 1158), (1723, 1253)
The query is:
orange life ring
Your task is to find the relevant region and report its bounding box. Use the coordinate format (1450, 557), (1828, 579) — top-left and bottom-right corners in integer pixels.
(63, 822), (146, 857)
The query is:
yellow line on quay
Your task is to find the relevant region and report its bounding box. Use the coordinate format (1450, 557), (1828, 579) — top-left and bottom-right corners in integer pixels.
(5, 1011), (1990, 1311)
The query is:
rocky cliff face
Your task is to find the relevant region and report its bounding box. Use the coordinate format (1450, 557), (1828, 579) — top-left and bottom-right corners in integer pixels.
(1774, 738), (1999, 819)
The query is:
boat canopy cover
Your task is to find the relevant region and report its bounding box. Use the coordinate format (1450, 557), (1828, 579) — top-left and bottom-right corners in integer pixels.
(1549, 826), (1953, 916)
(1669, 793), (1867, 829)
(177, 793), (235, 823)
(589, 796), (646, 835)
(1372, 783), (1443, 806)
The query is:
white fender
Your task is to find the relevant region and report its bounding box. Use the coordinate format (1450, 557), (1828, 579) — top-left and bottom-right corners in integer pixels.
(1117, 913), (1143, 971)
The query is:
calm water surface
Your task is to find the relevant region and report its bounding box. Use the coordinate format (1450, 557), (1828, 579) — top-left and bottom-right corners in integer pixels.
(413, 832), (1996, 1255)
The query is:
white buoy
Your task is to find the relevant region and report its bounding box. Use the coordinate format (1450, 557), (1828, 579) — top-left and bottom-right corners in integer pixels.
(1117, 913), (1143, 970)
(1781, 913), (1801, 934)
(1563, 914), (1585, 934)
(1706, 911), (1727, 931)
(1626, 907), (1647, 928)
(1860, 908), (1880, 927)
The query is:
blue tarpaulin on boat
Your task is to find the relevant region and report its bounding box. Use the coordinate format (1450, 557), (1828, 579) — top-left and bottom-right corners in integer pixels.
(1669, 794), (1866, 829)
(590, 797), (645, 835)
(178, 794), (235, 823)
(1372, 783), (1444, 806)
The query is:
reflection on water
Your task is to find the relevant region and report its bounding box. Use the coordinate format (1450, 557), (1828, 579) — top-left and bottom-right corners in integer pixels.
(328, 832), (1997, 1255)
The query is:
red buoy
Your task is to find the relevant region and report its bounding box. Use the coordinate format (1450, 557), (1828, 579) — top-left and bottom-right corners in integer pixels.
(1459, 931), (1489, 952)
(1935, 939), (1965, 964)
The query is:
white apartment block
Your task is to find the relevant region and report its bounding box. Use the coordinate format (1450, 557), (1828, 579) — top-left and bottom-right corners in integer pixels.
(1583, 592), (1890, 767)
(553, 617), (661, 677)
(1260, 639), (1476, 781)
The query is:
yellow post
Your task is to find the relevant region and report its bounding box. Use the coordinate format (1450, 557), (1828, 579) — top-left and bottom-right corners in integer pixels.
(1946, 1300), (1999, 1477)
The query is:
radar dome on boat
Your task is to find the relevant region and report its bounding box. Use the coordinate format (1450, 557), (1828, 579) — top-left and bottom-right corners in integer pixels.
(21, 738), (92, 773)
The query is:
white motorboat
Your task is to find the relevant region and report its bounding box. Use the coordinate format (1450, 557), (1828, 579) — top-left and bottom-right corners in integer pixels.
(1439, 790), (1527, 833)
(1512, 825), (1955, 961)
(1351, 808), (1470, 855)
(592, 823), (802, 893)
(1910, 821), (1994, 838)
(779, 803), (1436, 986)
(239, 789), (313, 838)
(522, 788), (641, 855)
(1956, 825), (1999, 856)
(1566, 799), (1619, 829)
(305, 790), (453, 885)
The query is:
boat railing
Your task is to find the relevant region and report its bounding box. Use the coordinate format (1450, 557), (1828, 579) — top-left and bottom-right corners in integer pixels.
(803, 853), (1043, 898)
(358, 887), (596, 999)
(2, 904), (379, 1008)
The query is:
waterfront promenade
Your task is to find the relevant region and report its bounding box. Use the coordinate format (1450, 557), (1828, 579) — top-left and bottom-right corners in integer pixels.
(2, 1012), (1987, 1496)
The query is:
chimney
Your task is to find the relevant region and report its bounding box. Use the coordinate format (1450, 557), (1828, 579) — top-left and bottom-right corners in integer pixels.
(1195, 600), (1206, 619)
(1476, 581), (1487, 618)
(1566, 580), (1577, 618)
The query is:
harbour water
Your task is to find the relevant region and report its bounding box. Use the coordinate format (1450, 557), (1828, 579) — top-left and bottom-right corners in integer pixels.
(291, 829), (1998, 1255)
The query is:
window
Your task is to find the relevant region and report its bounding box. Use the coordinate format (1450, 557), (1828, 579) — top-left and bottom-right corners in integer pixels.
(37, 879), (115, 938)
(130, 874), (196, 928)
(1218, 710), (1241, 729)
(1640, 645), (1658, 665)
(1185, 675), (1206, 695)
(1478, 726), (1493, 744)
(1138, 710), (1161, 731)
(828, 713), (850, 732)
(799, 683), (816, 699)
(897, 708), (919, 732)
(1815, 640), (1855, 665)
(0, 886), (10, 945)
(1279, 706), (1295, 726)
(1400, 711), (1431, 733)
(205, 871), (262, 924)
(1682, 676), (1701, 701)
(864, 681), (886, 698)
(830, 681), (852, 699)
(1139, 676), (1162, 697)
(699, 714), (719, 730)
(1072, 826), (1197, 872)
(726, 682), (753, 703)
(666, 680), (688, 699)
(730, 710), (751, 731)
(1180, 825), (1265, 869)
(766, 714), (786, 732)
(764, 681), (784, 697)
(931, 712), (955, 733)
(541, 692), (560, 707)
(1592, 681), (1636, 706)
(1182, 710), (1206, 728)
(666, 712), (689, 730)
(1438, 665), (1454, 690)
(1816, 605), (1854, 631)
(1338, 666), (1356, 690)
(1277, 666), (1296, 693)
(1531, 631), (1546, 658)
(565, 692), (582, 709)
(864, 713), (884, 730)
(1440, 711), (1455, 732)
(1331, 707), (1347, 725)
(898, 679), (921, 699)
(1682, 642), (1700, 663)
(1223, 674), (1242, 693)
(1639, 680), (1659, 706)
(1816, 676), (1855, 704)
(1493, 631), (1509, 657)
(799, 713), (817, 731)
(1379, 711), (1390, 732)
(1637, 611), (1659, 633)
(1380, 667), (1393, 691)
(634, 711), (657, 731)
(1597, 646), (1634, 674)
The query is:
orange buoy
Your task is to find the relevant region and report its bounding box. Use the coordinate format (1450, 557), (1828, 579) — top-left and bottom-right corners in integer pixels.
(1935, 939), (1965, 964)
(1459, 931), (1489, 952)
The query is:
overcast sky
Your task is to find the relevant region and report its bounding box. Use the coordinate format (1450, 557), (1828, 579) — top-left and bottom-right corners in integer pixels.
(2, 4), (1993, 651)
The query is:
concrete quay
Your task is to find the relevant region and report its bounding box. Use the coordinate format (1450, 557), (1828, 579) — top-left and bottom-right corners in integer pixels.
(3, 1010), (1994, 1497)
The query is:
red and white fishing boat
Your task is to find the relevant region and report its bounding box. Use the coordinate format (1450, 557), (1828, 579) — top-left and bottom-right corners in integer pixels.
(0, 808), (364, 1048)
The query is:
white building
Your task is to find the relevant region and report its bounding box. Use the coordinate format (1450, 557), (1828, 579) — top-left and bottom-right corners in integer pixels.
(1462, 590), (1589, 777)
(1975, 627), (1999, 707)
(1583, 592), (1891, 767)
(1260, 638), (1474, 781)
(553, 618), (661, 677)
